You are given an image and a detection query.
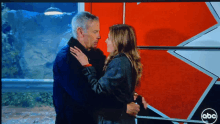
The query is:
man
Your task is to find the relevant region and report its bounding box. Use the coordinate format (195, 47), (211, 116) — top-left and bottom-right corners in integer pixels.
(53, 11), (141, 124)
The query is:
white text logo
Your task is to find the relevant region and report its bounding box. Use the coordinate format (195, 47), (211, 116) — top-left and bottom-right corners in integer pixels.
(201, 108), (218, 124)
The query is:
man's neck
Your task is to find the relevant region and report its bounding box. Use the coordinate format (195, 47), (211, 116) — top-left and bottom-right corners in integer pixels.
(77, 38), (92, 51)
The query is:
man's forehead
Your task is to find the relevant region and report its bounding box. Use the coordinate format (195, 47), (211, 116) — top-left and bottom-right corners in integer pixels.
(87, 20), (100, 30)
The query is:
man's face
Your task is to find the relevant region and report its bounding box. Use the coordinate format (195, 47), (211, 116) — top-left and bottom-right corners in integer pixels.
(83, 20), (100, 50)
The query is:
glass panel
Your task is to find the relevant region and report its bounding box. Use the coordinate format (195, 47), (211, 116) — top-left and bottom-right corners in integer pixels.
(1, 2), (78, 123)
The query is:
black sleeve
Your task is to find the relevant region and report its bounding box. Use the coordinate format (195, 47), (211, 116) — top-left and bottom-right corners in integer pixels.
(83, 58), (126, 99)
(82, 57), (131, 110)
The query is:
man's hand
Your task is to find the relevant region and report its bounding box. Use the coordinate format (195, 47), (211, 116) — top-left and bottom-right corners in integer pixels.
(142, 97), (148, 109)
(126, 102), (140, 116)
(134, 93), (148, 109)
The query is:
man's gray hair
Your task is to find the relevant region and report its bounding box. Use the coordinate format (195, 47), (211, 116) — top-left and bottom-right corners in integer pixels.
(71, 11), (99, 39)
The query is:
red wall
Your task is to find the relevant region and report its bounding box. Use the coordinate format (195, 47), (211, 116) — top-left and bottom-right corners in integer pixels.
(85, 2), (217, 120)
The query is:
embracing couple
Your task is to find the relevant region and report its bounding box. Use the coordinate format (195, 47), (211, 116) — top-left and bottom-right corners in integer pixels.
(53, 11), (147, 124)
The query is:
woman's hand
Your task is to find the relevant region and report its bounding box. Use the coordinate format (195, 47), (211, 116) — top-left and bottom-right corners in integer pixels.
(70, 46), (89, 66)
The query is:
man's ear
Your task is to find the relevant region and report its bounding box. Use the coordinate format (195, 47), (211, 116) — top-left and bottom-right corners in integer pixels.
(77, 27), (84, 38)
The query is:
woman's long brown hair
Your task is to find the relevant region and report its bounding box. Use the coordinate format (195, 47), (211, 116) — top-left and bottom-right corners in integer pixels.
(103, 24), (143, 86)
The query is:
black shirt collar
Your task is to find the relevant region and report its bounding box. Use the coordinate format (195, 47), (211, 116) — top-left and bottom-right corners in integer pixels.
(67, 37), (89, 56)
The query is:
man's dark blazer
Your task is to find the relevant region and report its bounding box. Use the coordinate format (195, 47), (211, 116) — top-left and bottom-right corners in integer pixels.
(53, 37), (106, 124)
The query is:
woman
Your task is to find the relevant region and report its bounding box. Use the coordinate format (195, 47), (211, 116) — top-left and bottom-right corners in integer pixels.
(70, 24), (142, 124)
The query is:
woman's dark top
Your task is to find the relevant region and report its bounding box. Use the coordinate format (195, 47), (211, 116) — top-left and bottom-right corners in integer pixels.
(82, 53), (136, 124)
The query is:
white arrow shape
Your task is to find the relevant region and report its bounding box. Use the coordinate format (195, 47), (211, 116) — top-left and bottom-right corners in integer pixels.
(175, 27), (220, 77)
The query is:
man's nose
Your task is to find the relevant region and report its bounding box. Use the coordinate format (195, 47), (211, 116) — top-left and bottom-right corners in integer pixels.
(97, 33), (101, 39)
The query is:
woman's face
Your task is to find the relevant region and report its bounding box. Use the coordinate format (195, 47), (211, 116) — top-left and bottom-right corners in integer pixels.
(105, 32), (115, 53)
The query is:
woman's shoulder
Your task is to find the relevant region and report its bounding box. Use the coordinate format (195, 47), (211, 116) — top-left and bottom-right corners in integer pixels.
(110, 53), (131, 66)
(107, 53), (132, 75)
(114, 53), (125, 57)
(115, 53), (130, 61)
